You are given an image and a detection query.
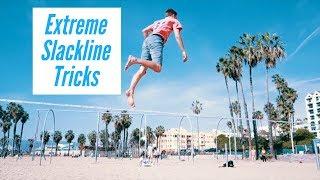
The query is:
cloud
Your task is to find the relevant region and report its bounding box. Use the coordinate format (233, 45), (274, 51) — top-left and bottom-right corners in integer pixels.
(287, 26), (320, 59)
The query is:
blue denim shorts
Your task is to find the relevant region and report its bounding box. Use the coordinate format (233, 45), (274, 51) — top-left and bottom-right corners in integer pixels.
(141, 34), (164, 66)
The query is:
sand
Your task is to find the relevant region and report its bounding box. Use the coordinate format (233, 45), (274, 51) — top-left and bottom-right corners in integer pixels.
(0, 155), (319, 180)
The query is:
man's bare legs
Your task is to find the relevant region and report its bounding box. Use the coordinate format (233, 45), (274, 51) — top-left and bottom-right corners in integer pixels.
(125, 55), (161, 107)
(125, 55), (161, 72)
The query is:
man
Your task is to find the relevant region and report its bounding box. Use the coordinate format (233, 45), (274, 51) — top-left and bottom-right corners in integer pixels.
(124, 8), (188, 108)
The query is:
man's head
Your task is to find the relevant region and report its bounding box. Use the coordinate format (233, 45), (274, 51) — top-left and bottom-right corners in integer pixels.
(165, 8), (177, 18)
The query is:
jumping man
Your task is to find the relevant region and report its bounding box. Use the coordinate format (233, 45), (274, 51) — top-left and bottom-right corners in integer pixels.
(124, 8), (188, 107)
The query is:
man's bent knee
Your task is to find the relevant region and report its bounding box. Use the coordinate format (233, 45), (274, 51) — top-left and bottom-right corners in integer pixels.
(154, 64), (162, 73)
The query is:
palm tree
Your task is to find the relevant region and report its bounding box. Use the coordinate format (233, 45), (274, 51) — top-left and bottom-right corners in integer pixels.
(261, 33), (285, 158)
(28, 139), (34, 155)
(146, 126), (155, 146)
(130, 128), (142, 155)
(111, 131), (121, 156)
(65, 130), (75, 156)
(101, 111), (112, 155)
(88, 131), (97, 151)
(77, 134), (86, 156)
(229, 46), (252, 151)
(7, 103), (24, 155)
(99, 130), (109, 152)
(40, 130), (50, 154)
(18, 111), (29, 154)
(1, 111), (12, 157)
(155, 126), (165, 150)
(216, 57), (238, 155)
(53, 131), (62, 156)
(252, 110), (264, 127)
(191, 100), (203, 151)
(240, 33), (262, 159)
(121, 111), (132, 153)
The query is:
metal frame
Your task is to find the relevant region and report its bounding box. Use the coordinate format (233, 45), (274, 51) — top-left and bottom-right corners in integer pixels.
(313, 139), (320, 170)
(0, 98), (294, 166)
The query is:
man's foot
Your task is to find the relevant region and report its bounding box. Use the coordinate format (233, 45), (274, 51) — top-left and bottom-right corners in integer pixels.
(124, 55), (138, 71)
(126, 89), (135, 108)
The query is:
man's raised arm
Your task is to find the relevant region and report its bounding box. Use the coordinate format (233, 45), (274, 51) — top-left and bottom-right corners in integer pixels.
(173, 28), (188, 62)
(142, 24), (153, 38)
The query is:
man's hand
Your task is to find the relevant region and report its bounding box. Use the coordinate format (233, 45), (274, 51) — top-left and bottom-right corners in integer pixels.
(182, 51), (188, 62)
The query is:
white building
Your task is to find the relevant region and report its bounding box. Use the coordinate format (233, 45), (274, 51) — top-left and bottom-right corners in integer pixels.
(305, 91), (320, 138)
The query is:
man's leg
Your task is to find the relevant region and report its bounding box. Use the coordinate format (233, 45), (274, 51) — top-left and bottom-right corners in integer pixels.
(126, 66), (147, 107)
(125, 55), (162, 73)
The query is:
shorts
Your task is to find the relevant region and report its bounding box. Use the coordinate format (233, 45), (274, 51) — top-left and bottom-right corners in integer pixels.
(141, 34), (164, 66)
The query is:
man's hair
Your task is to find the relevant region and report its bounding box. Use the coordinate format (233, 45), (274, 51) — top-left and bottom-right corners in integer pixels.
(165, 8), (177, 16)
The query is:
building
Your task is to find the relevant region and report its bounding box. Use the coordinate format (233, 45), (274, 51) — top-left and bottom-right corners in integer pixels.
(294, 118), (309, 131)
(305, 91), (320, 138)
(159, 128), (224, 153)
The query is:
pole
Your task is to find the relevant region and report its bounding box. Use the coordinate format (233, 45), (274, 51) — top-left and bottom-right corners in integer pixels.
(228, 134), (231, 156)
(290, 115), (295, 154)
(95, 112), (100, 162)
(313, 139), (320, 170)
(225, 143), (228, 167)
(144, 115), (147, 160)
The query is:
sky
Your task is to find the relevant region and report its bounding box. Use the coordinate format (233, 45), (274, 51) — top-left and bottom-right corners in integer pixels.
(0, 0), (320, 139)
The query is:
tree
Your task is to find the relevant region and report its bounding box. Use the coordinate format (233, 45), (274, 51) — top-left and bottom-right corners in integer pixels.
(252, 110), (264, 128)
(240, 33), (262, 159)
(261, 33), (285, 158)
(217, 134), (229, 150)
(216, 57), (238, 155)
(40, 130), (50, 153)
(101, 111), (112, 155)
(53, 131), (62, 156)
(64, 130), (75, 156)
(155, 126), (165, 150)
(88, 131), (97, 150)
(7, 102), (24, 155)
(0, 108), (11, 156)
(146, 126), (155, 146)
(191, 100), (203, 151)
(121, 111), (132, 153)
(99, 129), (109, 151)
(77, 134), (86, 156)
(294, 129), (315, 145)
(28, 139), (34, 155)
(229, 46), (252, 151)
(18, 111), (29, 154)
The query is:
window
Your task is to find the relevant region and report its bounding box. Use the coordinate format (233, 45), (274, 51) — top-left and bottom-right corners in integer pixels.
(308, 104), (313, 108)
(317, 97), (319, 101)
(317, 102), (320, 106)
(311, 115), (315, 120)
(312, 127), (316, 131)
(309, 109), (314, 114)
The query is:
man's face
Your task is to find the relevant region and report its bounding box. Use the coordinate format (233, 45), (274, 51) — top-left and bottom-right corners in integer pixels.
(165, 12), (176, 19)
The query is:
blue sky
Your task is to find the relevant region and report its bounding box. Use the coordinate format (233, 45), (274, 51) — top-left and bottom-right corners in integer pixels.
(0, 0), (320, 139)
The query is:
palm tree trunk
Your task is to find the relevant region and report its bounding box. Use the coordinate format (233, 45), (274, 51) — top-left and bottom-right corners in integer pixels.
(235, 81), (244, 158)
(249, 67), (259, 160)
(68, 143), (70, 156)
(2, 132), (6, 157)
(12, 123), (17, 155)
(265, 68), (275, 158)
(239, 79), (252, 153)
(18, 123), (25, 154)
(105, 123), (108, 156)
(125, 129), (129, 152)
(7, 130), (10, 155)
(224, 76), (237, 158)
(55, 143), (58, 156)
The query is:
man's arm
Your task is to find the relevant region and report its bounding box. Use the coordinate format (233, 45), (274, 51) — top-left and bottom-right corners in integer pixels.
(142, 24), (153, 38)
(173, 28), (188, 62)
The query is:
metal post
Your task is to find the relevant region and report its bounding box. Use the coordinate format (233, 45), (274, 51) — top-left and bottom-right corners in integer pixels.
(225, 143), (228, 167)
(144, 114), (147, 160)
(186, 115), (194, 164)
(196, 116), (200, 152)
(95, 112), (100, 162)
(39, 109), (55, 166)
(290, 115), (295, 154)
(313, 139), (320, 170)
(138, 114), (144, 158)
(32, 110), (41, 161)
(214, 118), (225, 160)
(228, 133), (231, 155)
(177, 116), (185, 161)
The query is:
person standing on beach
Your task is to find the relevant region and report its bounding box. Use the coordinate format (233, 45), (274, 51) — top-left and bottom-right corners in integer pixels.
(124, 8), (188, 108)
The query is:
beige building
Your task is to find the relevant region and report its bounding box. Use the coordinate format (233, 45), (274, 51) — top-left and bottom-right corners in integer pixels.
(159, 128), (223, 153)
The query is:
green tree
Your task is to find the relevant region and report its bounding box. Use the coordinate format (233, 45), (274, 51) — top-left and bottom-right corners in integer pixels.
(18, 111), (29, 154)
(88, 131), (97, 150)
(77, 134), (86, 156)
(294, 129), (315, 145)
(121, 111), (132, 153)
(53, 131), (62, 156)
(146, 126), (155, 146)
(101, 111), (112, 155)
(240, 33), (263, 159)
(217, 134), (229, 150)
(99, 129), (109, 151)
(40, 130), (50, 153)
(7, 102), (24, 155)
(28, 138), (34, 155)
(64, 130), (75, 156)
(216, 57), (237, 154)
(191, 100), (203, 151)
(155, 126), (165, 149)
(261, 33), (285, 158)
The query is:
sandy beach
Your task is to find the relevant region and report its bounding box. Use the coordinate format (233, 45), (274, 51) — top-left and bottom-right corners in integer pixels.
(0, 155), (319, 180)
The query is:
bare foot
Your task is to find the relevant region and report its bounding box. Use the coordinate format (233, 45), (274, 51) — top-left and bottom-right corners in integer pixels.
(126, 89), (135, 108)
(124, 55), (137, 71)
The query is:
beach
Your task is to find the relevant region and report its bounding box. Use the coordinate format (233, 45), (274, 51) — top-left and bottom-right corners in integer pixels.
(0, 155), (319, 180)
